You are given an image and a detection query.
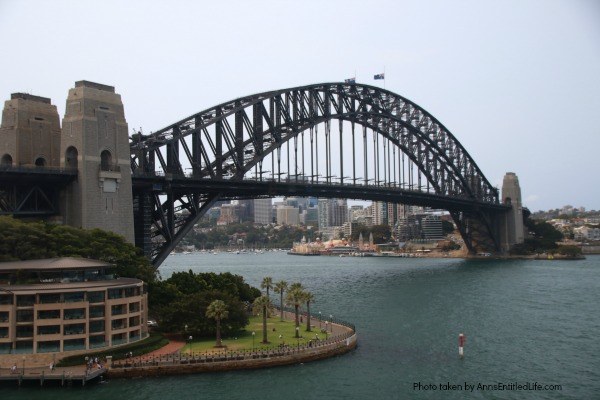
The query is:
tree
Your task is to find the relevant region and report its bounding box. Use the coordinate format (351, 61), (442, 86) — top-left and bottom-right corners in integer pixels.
(286, 286), (304, 338)
(274, 280), (288, 321)
(303, 291), (315, 332)
(253, 295), (272, 344)
(205, 300), (229, 347)
(261, 276), (273, 297)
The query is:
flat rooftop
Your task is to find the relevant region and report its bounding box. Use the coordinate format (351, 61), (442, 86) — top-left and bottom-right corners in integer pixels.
(0, 257), (113, 272)
(0, 277), (141, 293)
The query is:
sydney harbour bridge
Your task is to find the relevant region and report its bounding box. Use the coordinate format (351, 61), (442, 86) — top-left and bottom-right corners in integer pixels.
(0, 81), (521, 268)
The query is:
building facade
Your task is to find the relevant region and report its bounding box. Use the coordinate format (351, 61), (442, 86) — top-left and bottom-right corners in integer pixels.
(0, 258), (148, 355)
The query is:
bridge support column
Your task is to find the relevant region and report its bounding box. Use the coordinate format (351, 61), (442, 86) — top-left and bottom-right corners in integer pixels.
(60, 81), (135, 243)
(499, 172), (524, 253)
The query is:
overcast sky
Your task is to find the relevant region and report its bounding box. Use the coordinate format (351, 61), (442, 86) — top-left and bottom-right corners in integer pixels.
(1, 0), (598, 212)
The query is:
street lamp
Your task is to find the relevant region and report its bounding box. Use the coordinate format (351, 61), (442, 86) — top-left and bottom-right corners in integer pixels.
(318, 311), (322, 329)
(252, 331), (255, 351)
(329, 315), (333, 333)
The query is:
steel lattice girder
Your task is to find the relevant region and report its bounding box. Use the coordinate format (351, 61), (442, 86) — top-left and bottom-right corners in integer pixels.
(130, 83), (507, 267)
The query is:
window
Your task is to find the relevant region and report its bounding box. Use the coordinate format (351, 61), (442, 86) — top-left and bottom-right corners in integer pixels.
(90, 334), (106, 349)
(64, 292), (85, 303)
(0, 294), (12, 305)
(89, 305), (105, 319)
(90, 320), (105, 333)
(64, 308), (85, 320)
(63, 338), (85, 351)
(111, 304), (126, 316)
(16, 309), (33, 323)
(88, 291), (105, 303)
(108, 289), (122, 299)
(65, 146), (79, 168)
(0, 327), (8, 338)
(34, 157), (46, 167)
(64, 323), (85, 336)
(37, 340), (60, 353)
(37, 325), (60, 335)
(16, 325), (33, 338)
(100, 150), (112, 171)
(38, 310), (60, 319)
(17, 295), (35, 307)
(111, 318), (127, 330)
(39, 293), (61, 304)
(128, 302), (140, 313)
(0, 311), (9, 322)
(1, 153), (12, 166)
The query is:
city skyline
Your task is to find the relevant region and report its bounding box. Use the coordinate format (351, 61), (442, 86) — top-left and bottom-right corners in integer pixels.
(1, 0), (599, 211)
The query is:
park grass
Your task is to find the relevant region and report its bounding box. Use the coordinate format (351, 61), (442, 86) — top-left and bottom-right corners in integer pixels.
(183, 315), (328, 354)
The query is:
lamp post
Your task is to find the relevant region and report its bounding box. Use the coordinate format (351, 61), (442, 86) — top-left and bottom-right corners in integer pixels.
(318, 311), (322, 329)
(252, 331), (255, 351)
(329, 315), (333, 333)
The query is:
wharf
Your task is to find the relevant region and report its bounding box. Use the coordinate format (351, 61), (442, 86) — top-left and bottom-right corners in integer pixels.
(0, 366), (106, 387)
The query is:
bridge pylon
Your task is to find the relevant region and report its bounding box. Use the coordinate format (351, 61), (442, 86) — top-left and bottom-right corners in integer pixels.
(60, 81), (135, 243)
(499, 172), (525, 252)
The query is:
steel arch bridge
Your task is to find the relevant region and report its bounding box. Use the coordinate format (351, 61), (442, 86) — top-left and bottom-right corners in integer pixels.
(130, 83), (509, 267)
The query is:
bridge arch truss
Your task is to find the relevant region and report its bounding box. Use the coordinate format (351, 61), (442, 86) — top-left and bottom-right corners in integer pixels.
(130, 83), (507, 267)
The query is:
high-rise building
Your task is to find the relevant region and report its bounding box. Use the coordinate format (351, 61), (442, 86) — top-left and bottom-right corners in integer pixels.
(277, 206), (299, 225)
(253, 198), (273, 225)
(422, 215), (443, 239)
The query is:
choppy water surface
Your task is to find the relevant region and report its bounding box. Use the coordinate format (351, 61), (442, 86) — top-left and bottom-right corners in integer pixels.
(3, 253), (599, 399)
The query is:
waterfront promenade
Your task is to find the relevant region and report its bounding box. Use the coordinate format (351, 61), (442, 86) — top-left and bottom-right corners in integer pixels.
(108, 312), (356, 378)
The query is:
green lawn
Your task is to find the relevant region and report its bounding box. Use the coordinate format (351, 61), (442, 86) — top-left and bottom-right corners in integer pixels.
(183, 315), (328, 354)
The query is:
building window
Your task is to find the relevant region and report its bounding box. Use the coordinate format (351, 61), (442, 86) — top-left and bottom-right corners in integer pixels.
(0, 327), (8, 338)
(0, 294), (13, 305)
(89, 320), (105, 333)
(100, 150), (112, 171)
(64, 292), (85, 303)
(88, 291), (105, 303)
(111, 333), (127, 346)
(16, 325), (33, 338)
(34, 157), (46, 167)
(111, 304), (126, 316)
(65, 146), (78, 169)
(0, 311), (9, 322)
(128, 302), (140, 313)
(64, 308), (86, 320)
(38, 310), (60, 319)
(64, 323), (85, 336)
(108, 289), (122, 299)
(63, 338), (85, 351)
(39, 293), (61, 304)
(128, 316), (140, 328)
(16, 309), (33, 323)
(17, 295), (35, 307)
(90, 335), (106, 349)
(89, 305), (105, 319)
(111, 318), (127, 330)
(37, 325), (61, 335)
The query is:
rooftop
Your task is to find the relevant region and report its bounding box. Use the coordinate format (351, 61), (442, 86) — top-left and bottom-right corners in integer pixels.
(0, 257), (113, 272)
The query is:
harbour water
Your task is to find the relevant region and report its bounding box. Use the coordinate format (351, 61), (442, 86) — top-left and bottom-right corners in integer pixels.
(2, 253), (599, 399)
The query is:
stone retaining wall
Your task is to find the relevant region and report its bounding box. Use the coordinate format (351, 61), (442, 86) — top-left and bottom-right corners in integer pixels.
(107, 333), (357, 378)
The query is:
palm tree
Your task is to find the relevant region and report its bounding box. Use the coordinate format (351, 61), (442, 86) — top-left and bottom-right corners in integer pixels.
(253, 295), (272, 344)
(274, 280), (288, 321)
(205, 300), (229, 347)
(303, 291), (315, 332)
(286, 287), (304, 338)
(261, 276), (273, 297)
(289, 282), (303, 292)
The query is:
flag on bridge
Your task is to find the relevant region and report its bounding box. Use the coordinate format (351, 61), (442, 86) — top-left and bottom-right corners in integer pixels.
(345, 77), (356, 84)
(374, 73), (385, 80)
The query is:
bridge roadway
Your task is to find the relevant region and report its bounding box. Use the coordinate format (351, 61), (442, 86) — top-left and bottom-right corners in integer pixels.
(131, 173), (510, 213)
